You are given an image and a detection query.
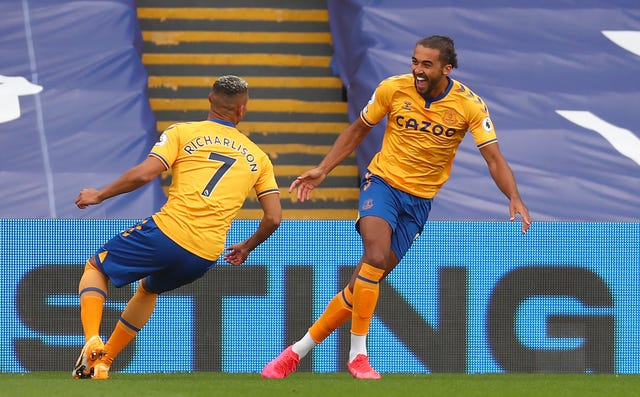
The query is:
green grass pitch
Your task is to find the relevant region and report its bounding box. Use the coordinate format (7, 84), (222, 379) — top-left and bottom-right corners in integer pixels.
(1, 372), (640, 397)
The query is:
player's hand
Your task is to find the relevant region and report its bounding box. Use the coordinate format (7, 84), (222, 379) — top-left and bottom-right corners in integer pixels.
(509, 199), (531, 234)
(224, 243), (250, 266)
(288, 167), (327, 202)
(75, 188), (103, 209)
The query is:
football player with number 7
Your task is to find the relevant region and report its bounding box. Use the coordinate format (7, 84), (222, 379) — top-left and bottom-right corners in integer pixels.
(73, 75), (281, 380)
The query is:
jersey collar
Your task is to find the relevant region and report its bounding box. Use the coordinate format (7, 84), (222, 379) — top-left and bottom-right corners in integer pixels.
(422, 77), (453, 108)
(208, 118), (236, 128)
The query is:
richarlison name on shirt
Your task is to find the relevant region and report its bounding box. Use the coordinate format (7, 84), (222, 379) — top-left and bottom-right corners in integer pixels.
(183, 135), (258, 171)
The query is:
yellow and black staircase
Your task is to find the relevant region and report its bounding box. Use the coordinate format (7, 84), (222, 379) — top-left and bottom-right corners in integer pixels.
(136, 0), (360, 220)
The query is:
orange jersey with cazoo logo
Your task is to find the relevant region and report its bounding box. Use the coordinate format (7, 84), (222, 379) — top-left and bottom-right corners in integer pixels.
(360, 74), (497, 198)
(149, 119), (279, 260)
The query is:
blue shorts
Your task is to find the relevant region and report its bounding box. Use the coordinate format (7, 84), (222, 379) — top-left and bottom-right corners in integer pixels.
(93, 217), (216, 294)
(357, 172), (432, 261)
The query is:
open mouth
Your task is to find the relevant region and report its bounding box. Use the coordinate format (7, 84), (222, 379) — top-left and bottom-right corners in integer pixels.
(415, 75), (428, 91)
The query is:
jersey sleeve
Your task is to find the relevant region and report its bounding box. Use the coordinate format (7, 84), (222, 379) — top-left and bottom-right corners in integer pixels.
(466, 95), (498, 148)
(254, 154), (279, 198)
(149, 123), (181, 170)
(359, 78), (394, 127)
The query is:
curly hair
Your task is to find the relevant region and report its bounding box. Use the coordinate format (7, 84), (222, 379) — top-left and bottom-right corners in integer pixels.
(212, 75), (249, 96)
(416, 35), (458, 69)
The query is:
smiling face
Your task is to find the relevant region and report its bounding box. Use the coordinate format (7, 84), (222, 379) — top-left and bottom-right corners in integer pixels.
(411, 44), (453, 98)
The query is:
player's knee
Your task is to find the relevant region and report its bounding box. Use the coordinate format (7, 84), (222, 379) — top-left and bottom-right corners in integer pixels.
(361, 253), (387, 269)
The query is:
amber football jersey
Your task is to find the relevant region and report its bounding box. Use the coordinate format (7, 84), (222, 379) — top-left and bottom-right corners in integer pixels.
(149, 119), (279, 260)
(360, 73), (497, 198)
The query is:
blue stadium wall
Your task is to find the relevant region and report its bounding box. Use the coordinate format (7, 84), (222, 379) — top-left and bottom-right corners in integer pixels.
(0, 0), (163, 219)
(1, 219), (638, 374)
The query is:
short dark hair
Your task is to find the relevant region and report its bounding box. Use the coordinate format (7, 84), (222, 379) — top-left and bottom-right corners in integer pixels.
(212, 75), (249, 95)
(416, 35), (458, 69)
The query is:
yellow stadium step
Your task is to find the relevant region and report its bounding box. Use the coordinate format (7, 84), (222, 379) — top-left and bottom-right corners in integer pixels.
(143, 31), (332, 45)
(148, 76), (343, 89)
(157, 121), (350, 134)
(137, 7), (329, 22)
(142, 53), (332, 67)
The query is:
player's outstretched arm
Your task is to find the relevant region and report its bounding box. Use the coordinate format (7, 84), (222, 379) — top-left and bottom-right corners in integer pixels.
(289, 119), (372, 202)
(75, 156), (166, 209)
(479, 143), (531, 234)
